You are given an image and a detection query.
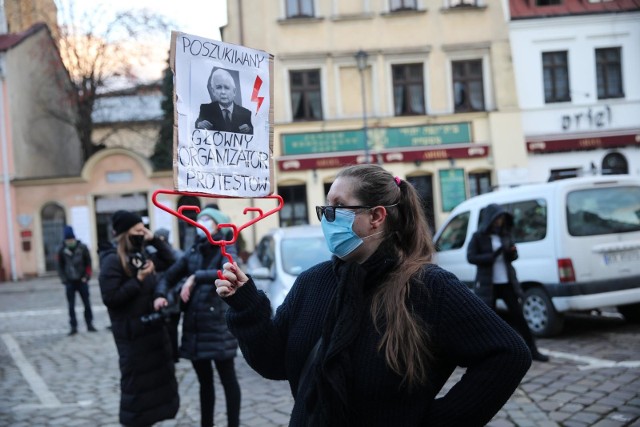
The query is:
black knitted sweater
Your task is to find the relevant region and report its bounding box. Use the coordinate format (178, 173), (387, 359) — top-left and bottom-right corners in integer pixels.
(224, 253), (531, 426)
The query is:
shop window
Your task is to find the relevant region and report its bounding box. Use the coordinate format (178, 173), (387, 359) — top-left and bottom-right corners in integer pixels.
(406, 175), (435, 233)
(596, 47), (624, 100)
(392, 64), (425, 116)
(290, 69), (323, 121)
(452, 60), (485, 112)
(468, 171), (492, 197)
(279, 184), (309, 226)
(543, 51), (570, 103)
(449, 0), (479, 7)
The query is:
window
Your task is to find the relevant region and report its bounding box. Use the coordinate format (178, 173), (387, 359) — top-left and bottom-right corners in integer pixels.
(406, 175), (435, 233)
(290, 70), (323, 121)
(536, 0), (561, 4)
(435, 212), (470, 251)
(596, 47), (624, 99)
(549, 168), (579, 181)
(479, 199), (547, 243)
(286, 0), (314, 18)
(392, 64), (425, 116)
(449, 0), (479, 7)
(567, 186), (640, 236)
(602, 152), (628, 175)
(452, 60), (484, 112)
(390, 0), (417, 11)
(543, 51), (570, 103)
(468, 172), (491, 197)
(41, 203), (66, 271)
(279, 184), (309, 226)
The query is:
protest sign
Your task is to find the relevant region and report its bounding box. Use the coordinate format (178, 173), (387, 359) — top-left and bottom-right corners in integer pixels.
(170, 31), (274, 197)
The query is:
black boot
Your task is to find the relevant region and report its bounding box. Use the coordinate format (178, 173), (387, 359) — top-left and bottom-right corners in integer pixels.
(532, 349), (549, 362)
(68, 327), (78, 336)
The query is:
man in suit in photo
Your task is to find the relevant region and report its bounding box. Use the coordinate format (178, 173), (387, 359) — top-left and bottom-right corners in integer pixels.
(195, 68), (254, 135)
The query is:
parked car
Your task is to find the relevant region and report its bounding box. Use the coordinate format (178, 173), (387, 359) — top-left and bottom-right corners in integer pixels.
(245, 225), (332, 310)
(433, 175), (640, 337)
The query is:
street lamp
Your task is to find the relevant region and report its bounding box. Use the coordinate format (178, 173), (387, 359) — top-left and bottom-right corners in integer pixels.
(355, 49), (369, 164)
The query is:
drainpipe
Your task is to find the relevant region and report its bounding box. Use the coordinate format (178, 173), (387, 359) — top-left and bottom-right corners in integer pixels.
(0, 56), (18, 281)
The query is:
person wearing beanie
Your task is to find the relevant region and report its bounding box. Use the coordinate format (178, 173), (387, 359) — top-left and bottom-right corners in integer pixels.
(155, 207), (241, 427)
(56, 225), (96, 335)
(98, 210), (179, 426)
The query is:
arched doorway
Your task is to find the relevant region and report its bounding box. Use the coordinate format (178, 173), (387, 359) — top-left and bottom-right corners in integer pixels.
(602, 152), (628, 175)
(177, 196), (201, 250)
(41, 202), (66, 272)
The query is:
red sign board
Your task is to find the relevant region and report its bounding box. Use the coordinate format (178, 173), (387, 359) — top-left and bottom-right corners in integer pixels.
(277, 144), (489, 171)
(527, 133), (640, 153)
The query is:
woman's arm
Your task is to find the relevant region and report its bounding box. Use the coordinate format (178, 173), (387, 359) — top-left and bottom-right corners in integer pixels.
(426, 269), (531, 425)
(466, 233), (497, 266)
(99, 253), (140, 309)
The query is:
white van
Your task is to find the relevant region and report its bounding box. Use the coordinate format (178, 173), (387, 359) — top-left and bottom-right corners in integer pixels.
(433, 175), (640, 337)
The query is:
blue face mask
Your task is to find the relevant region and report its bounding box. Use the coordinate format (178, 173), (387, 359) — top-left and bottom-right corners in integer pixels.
(321, 209), (363, 259)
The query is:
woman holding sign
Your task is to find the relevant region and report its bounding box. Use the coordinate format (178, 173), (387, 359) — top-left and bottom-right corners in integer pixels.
(215, 164), (531, 426)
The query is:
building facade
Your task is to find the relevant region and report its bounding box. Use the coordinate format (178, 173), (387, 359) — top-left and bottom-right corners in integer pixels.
(0, 23), (83, 281)
(508, 0), (640, 181)
(222, 0), (529, 235)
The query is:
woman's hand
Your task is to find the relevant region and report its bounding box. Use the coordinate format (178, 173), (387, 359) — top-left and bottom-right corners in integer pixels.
(136, 260), (155, 282)
(215, 262), (248, 297)
(153, 297), (168, 311)
(142, 226), (155, 242)
(180, 274), (196, 303)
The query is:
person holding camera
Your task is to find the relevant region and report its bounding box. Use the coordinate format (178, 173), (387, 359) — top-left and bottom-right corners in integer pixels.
(155, 207), (241, 427)
(467, 203), (549, 362)
(98, 210), (179, 426)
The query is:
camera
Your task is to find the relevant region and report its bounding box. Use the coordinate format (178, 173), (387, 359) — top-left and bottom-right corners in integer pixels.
(128, 252), (147, 272)
(140, 286), (182, 324)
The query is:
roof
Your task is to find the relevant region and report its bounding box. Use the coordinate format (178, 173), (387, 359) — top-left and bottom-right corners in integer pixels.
(0, 22), (48, 52)
(92, 92), (163, 124)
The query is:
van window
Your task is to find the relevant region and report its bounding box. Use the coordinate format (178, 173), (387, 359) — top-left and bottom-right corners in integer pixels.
(436, 212), (470, 251)
(567, 186), (640, 236)
(511, 200), (547, 243)
(478, 199), (547, 243)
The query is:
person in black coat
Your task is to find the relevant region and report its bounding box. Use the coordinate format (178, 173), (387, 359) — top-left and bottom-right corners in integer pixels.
(98, 210), (179, 426)
(195, 68), (253, 134)
(57, 225), (96, 335)
(467, 203), (549, 362)
(215, 164), (532, 426)
(155, 207), (241, 427)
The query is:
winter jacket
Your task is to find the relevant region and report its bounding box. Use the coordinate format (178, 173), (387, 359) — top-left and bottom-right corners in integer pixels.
(98, 238), (179, 427)
(466, 203), (521, 306)
(223, 246), (532, 426)
(57, 241), (92, 284)
(156, 235), (238, 361)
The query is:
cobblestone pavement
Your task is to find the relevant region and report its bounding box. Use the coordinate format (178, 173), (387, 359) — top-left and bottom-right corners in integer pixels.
(0, 276), (638, 426)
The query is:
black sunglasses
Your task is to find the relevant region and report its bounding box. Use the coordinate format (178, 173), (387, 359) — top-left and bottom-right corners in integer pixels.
(316, 205), (373, 222)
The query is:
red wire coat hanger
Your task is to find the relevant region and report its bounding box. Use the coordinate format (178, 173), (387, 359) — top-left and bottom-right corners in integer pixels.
(152, 189), (284, 280)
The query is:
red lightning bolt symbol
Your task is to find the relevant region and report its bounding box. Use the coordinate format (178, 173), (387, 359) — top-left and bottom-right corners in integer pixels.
(251, 76), (264, 114)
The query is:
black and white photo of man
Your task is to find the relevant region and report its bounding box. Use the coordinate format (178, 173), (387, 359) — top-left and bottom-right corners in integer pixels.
(195, 67), (254, 134)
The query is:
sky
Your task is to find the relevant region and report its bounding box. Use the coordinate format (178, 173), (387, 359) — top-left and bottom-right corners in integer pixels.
(67, 0), (229, 82)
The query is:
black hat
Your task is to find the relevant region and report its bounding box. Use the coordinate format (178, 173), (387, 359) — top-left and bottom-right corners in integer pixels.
(63, 225), (75, 240)
(112, 210), (142, 235)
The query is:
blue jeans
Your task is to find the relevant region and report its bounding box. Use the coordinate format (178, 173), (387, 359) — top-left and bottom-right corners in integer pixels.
(65, 281), (93, 329)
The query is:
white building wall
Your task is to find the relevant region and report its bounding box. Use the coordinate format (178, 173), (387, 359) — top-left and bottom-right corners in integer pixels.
(509, 12), (640, 179)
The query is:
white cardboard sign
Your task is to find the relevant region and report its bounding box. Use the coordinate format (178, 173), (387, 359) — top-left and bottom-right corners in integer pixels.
(171, 31), (274, 197)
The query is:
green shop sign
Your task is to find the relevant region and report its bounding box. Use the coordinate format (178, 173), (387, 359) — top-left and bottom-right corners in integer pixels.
(282, 123), (471, 156)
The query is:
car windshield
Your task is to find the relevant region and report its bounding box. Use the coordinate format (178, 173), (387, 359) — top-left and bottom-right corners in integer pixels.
(281, 236), (332, 275)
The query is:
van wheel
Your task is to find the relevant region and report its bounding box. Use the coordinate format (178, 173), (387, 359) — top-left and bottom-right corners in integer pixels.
(617, 303), (640, 323)
(522, 288), (564, 337)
